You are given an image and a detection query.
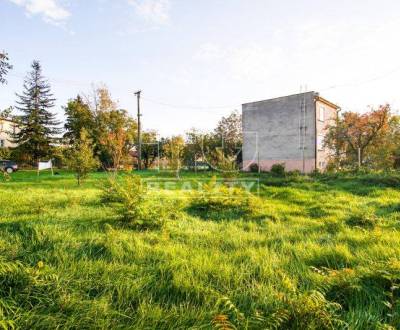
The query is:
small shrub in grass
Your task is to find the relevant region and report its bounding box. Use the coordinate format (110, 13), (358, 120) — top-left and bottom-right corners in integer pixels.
(287, 169), (301, 177)
(270, 163), (285, 177)
(346, 210), (378, 229)
(249, 163), (259, 173)
(101, 175), (170, 229)
(189, 176), (262, 219)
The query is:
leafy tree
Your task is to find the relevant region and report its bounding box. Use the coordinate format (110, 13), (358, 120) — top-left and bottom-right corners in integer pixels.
(66, 129), (99, 185)
(163, 135), (185, 178)
(141, 130), (159, 169)
(97, 108), (137, 170)
(325, 105), (391, 169)
(12, 61), (60, 163)
(214, 110), (242, 159)
(0, 51), (13, 85)
(63, 95), (94, 143)
(183, 128), (204, 165)
(81, 86), (137, 169)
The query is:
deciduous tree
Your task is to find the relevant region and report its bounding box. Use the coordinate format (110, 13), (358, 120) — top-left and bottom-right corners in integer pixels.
(66, 129), (99, 185)
(325, 105), (391, 169)
(64, 95), (94, 143)
(163, 135), (185, 178)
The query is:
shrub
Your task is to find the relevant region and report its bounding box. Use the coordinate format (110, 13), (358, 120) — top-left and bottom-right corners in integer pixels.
(270, 163), (285, 176)
(101, 175), (170, 229)
(66, 129), (99, 185)
(287, 169), (301, 177)
(249, 163), (259, 173)
(189, 176), (263, 220)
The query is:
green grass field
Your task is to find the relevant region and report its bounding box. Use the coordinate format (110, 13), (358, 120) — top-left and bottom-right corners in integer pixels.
(1, 170), (400, 329)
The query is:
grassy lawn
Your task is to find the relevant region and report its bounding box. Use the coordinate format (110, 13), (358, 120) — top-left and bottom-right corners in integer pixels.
(1, 170), (400, 329)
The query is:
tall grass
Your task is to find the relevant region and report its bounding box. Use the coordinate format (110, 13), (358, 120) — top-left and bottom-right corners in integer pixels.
(0, 170), (399, 329)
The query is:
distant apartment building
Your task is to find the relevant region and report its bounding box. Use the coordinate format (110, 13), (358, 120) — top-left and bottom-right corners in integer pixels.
(0, 118), (19, 149)
(242, 92), (339, 173)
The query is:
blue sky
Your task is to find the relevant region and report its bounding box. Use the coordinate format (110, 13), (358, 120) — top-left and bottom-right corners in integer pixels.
(1, 0), (400, 136)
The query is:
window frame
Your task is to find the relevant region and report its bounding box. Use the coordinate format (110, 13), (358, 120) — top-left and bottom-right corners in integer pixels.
(319, 106), (325, 122)
(317, 134), (324, 151)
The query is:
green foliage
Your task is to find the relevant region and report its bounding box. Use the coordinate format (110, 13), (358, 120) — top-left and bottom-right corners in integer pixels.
(65, 129), (99, 185)
(189, 176), (261, 220)
(0, 148), (11, 160)
(102, 175), (169, 229)
(271, 163), (286, 176)
(214, 149), (239, 180)
(249, 163), (259, 173)
(0, 170), (400, 328)
(346, 210), (378, 229)
(12, 61), (60, 163)
(163, 135), (185, 178)
(0, 51), (13, 85)
(63, 95), (94, 143)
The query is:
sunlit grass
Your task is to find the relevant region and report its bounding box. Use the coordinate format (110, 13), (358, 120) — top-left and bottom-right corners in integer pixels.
(0, 170), (399, 329)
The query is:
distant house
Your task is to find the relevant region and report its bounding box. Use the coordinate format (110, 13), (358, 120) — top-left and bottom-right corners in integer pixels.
(242, 92), (340, 173)
(0, 118), (19, 149)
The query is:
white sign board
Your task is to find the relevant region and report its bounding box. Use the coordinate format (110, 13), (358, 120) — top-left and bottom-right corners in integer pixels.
(37, 160), (53, 176)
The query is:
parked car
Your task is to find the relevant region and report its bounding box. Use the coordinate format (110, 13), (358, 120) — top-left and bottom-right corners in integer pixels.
(0, 160), (18, 173)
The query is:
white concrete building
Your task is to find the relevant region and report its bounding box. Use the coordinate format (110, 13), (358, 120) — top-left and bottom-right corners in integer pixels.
(242, 92), (340, 173)
(0, 118), (19, 149)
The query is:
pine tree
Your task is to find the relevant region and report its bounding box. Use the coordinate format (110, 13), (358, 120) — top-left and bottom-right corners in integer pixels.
(0, 51), (13, 85)
(13, 61), (61, 163)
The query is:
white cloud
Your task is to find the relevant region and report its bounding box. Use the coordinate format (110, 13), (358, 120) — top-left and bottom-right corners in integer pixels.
(128, 0), (170, 25)
(7, 0), (70, 25)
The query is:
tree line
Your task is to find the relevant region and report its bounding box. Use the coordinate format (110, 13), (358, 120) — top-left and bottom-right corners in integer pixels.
(1, 53), (399, 178)
(0, 57), (242, 181)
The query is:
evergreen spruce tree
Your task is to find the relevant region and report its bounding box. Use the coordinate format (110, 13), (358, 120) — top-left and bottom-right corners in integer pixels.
(0, 51), (13, 84)
(13, 61), (61, 163)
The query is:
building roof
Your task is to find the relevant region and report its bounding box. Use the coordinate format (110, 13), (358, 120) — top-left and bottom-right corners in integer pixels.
(242, 91), (340, 109)
(315, 95), (340, 109)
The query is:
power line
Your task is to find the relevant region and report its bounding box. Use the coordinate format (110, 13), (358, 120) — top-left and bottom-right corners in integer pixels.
(141, 97), (239, 110)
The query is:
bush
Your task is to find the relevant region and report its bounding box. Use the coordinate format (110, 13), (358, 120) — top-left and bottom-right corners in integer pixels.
(249, 163), (259, 173)
(287, 169), (301, 177)
(270, 163), (285, 176)
(101, 175), (170, 229)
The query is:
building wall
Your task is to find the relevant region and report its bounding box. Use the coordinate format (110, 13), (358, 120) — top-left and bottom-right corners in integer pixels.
(315, 100), (337, 170)
(0, 119), (18, 149)
(242, 92), (317, 173)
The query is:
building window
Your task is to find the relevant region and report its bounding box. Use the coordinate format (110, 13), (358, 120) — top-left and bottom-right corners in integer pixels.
(319, 106), (325, 122)
(317, 134), (324, 151)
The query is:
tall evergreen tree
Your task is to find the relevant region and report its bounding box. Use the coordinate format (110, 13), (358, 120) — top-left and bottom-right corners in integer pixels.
(12, 61), (60, 162)
(0, 51), (13, 85)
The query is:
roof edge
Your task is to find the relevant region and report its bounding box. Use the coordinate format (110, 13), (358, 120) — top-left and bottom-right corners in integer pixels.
(315, 95), (340, 109)
(242, 91), (316, 106)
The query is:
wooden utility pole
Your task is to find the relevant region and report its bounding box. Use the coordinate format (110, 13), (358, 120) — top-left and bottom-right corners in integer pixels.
(134, 90), (142, 170)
